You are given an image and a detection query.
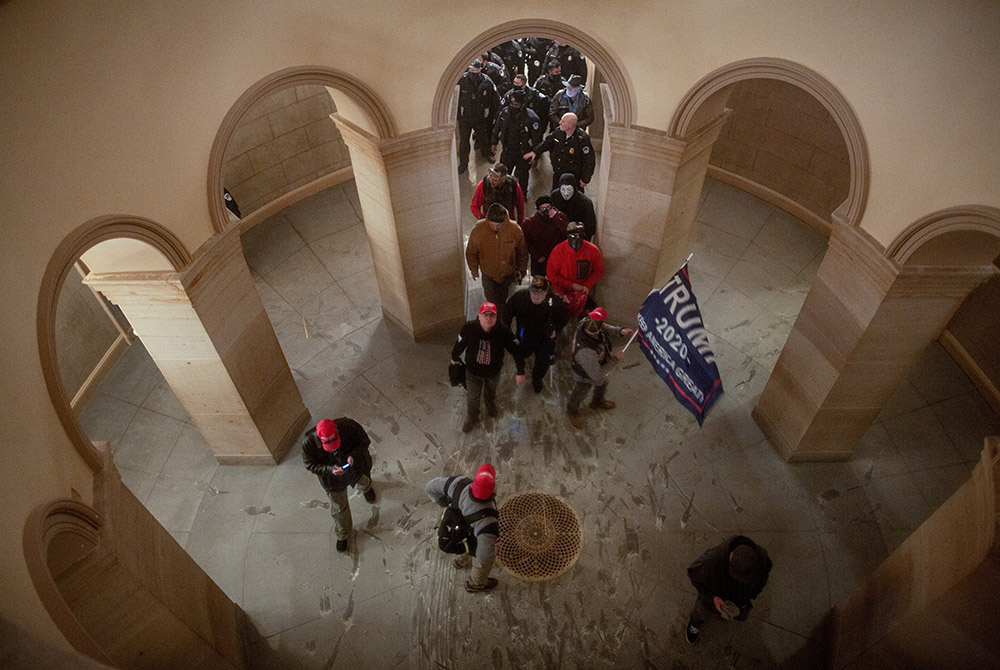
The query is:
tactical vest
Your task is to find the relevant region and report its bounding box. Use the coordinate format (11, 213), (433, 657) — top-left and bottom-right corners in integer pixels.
(481, 175), (518, 217)
(571, 323), (611, 378)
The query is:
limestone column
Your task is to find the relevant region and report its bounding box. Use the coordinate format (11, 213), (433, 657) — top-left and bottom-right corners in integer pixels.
(596, 113), (729, 324)
(753, 223), (997, 461)
(333, 115), (465, 339)
(86, 230), (309, 464)
(830, 438), (1000, 669)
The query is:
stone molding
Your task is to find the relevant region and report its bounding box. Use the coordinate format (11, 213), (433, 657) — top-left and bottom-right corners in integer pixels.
(236, 166), (355, 234)
(669, 57), (869, 228)
(208, 66), (397, 234)
(38, 217), (193, 473)
(885, 205), (1000, 266)
(433, 18), (634, 129)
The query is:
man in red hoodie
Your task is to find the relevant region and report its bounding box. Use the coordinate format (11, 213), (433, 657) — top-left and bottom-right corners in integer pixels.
(546, 221), (604, 318)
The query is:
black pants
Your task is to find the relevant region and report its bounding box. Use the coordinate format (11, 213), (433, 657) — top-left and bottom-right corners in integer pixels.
(458, 117), (490, 167)
(501, 152), (531, 195)
(482, 274), (515, 323)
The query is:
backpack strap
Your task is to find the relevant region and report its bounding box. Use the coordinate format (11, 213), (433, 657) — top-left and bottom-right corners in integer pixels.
(448, 478), (499, 537)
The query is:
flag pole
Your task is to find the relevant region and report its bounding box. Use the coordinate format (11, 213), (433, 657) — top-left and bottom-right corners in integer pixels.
(621, 327), (640, 353)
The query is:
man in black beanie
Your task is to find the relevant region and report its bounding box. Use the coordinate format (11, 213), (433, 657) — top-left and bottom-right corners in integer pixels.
(521, 195), (568, 276)
(685, 535), (773, 644)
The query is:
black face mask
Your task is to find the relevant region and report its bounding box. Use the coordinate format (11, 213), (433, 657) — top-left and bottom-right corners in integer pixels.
(568, 234), (583, 251)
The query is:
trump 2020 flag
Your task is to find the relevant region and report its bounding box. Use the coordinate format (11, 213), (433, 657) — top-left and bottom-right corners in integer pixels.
(637, 264), (723, 426)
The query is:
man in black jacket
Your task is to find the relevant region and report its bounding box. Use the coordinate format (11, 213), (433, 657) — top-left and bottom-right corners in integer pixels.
(525, 112), (596, 192)
(685, 535), (773, 644)
(491, 89), (543, 195)
(451, 301), (526, 432)
(301, 418), (376, 553)
(551, 173), (597, 242)
(457, 60), (499, 173)
(505, 276), (569, 393)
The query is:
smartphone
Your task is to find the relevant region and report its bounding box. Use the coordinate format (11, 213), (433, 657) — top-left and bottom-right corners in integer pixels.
(340, 461), (351, 469)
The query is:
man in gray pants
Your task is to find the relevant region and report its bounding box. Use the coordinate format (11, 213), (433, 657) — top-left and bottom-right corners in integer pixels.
(567, 307), (634, 429)
(426, 464), (500, 592)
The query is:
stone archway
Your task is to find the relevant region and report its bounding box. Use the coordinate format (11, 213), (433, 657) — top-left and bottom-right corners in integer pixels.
(37, 216), (192, 472)
(207, 65), (397, 234)
(431, 18), (634, 130)
(669, 57), (870, 229)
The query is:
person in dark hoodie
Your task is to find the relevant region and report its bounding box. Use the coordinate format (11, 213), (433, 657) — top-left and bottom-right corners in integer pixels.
(451, 301), (526, 433)
(685, 535), (773, 644)
(551, 173), (597, 242)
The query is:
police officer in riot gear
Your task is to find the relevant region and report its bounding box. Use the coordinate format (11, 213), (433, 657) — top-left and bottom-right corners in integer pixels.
(491, 89), (543, 195)
(457, 60), (500, 173)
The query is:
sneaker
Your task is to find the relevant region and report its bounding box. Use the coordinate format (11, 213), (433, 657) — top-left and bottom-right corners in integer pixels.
(336, 538), (349, 553)
(567, 412), (583, 429)
(590, 399), (616, 410)
(531, 378), (543, 393)
(465, 577), (498, 593)
(363, 487), (376, 504)
(685, 622), (699, 645)
(462, 416), (477, 433)
(485, 401), (498, 418)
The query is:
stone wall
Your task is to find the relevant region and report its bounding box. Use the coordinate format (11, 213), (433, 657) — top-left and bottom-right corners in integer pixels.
(223, 85), (351, 215)
(710, 78), (850, 222)
(55, 264), (123, 399)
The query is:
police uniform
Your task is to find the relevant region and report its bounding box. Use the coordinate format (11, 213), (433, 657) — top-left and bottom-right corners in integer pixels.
(523, 37), (555, 83)
(533, 128), (596, 192)
(545, 44), (588, 84)
(500, 84), (549, 124)
(492, 104), (543, 194)
(457, 69), (499, 170)
(491, 39), (524, 79)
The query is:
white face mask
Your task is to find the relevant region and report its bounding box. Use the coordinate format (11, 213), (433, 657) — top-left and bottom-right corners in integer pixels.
(560, 185), (574, 199)
(566, 86), (580, 97)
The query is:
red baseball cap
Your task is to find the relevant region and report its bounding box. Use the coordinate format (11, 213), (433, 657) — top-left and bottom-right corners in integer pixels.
(479, 302), (497, 315)
(470, 463), (496, 499)
(316, 419), (341, 451)
(588, 307), (607, 322)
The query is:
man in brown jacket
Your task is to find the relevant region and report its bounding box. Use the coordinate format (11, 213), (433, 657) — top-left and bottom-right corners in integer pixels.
(466, 202), (528, 323)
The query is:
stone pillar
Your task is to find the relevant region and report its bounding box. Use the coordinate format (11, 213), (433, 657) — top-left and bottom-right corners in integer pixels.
(86, 230), (309, 464)
(596, 113), (729, 324)
(334, 115), (465, 339)
(830, 438), (1000, 669)
(753, 223), (997, 461)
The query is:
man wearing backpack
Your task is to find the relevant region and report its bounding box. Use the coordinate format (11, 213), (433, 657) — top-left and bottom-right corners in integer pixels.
(426, 464), (500, 592)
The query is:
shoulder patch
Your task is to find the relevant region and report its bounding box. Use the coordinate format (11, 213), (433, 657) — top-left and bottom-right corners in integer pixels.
(583, 146), (590, 154)
(532, 122), (539, 129)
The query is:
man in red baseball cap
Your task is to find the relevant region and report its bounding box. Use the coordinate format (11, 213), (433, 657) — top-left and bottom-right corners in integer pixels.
(567, 306), (634, 429)
(301, 417), (376, 553)
(426, 463), (500, 592)
(451, 301), (526, 433)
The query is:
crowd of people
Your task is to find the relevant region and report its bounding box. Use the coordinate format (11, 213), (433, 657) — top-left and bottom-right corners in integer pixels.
(298, 38), (772, 635)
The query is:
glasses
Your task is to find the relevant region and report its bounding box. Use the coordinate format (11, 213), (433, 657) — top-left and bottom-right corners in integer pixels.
(538, 206), (551, 214)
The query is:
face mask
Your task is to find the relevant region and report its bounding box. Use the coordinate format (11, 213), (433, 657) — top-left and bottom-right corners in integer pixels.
(566, 86), (580, 97)
(559, 185), (574, 199)
(568, 234), (583, 251)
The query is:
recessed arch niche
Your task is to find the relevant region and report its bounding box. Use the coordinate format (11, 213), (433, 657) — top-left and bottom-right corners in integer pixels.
(207, 66), (397, 234)
(37, 216), (191, 472)
(669, 57), (870, 229)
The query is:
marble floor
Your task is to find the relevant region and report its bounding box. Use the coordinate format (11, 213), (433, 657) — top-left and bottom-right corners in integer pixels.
(79, 157), (999, 668)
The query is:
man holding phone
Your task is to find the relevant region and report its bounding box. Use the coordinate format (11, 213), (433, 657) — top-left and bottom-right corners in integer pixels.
(302, 418), (376, 553)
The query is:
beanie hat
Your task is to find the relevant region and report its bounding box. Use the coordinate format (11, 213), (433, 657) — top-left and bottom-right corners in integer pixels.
(470, 463), (496, 499)
(559, 172), (576, 186)
(534, 195), (551, 207)
(729, 544), (760, 584)
(486, 202), (508, 222)
(316, 419), (341, 451)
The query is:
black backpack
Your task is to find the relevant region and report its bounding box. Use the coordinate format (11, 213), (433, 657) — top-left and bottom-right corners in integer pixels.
(437, 478), (498, 555)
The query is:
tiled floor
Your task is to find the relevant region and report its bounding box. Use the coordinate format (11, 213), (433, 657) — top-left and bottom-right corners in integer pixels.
(79, 159), (999, 668)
